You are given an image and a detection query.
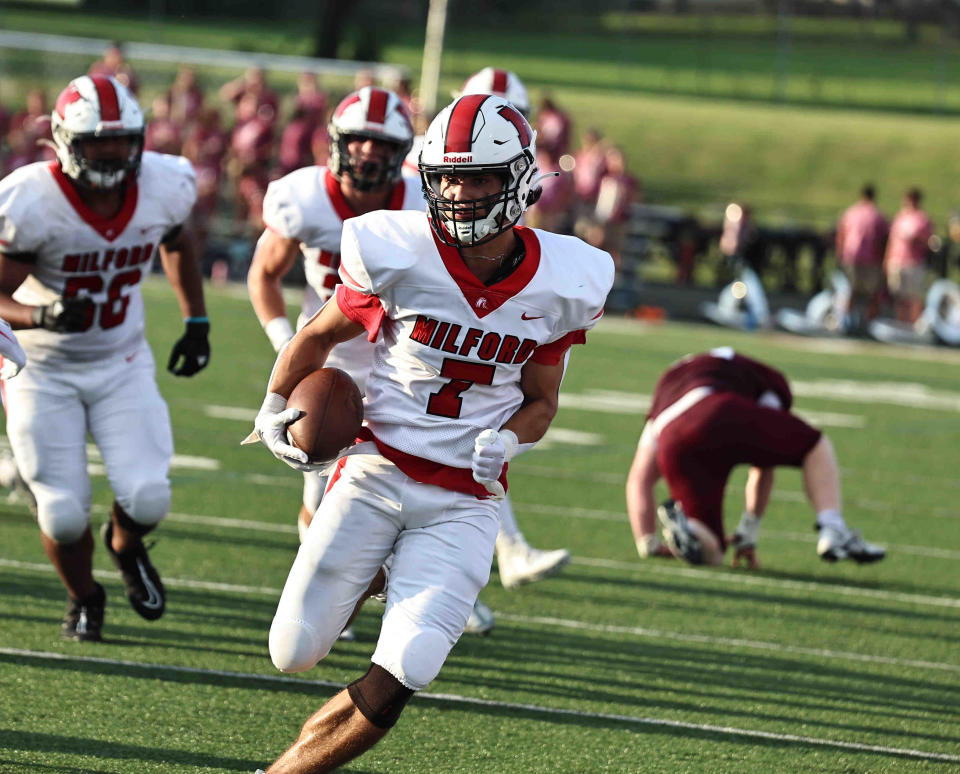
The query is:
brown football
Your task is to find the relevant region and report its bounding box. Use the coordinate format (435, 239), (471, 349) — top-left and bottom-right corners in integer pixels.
(286, 368), (363, 462)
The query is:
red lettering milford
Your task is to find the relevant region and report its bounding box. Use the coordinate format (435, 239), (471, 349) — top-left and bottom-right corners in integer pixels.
(477, 332), (501, 360)
(495, 335), (521, 364)
(142, 243), (154, 266)
(101, 249), (115, 271)
(62, 254), (81, 272)
(513, 338), (537, 364)
(125, 246), (141, 268)
(431, 322), (450, 349)
(458, 327), (483, 357)
(112, 248), (126, 268)
(441, 324), (462, 353)
(87, 252), (100, 271)
(411, 315), (439, 345)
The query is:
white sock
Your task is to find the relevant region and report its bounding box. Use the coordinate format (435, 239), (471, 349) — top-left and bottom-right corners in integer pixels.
(495, 495), (525, 554)
(816, 509), (845, 531)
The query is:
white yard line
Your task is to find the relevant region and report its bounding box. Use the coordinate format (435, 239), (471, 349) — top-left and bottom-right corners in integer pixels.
(0, 646), (957, 763)
(1, 558), (958, 671)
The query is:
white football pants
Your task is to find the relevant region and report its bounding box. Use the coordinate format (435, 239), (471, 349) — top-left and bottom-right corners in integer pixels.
(3, 340), (173, 543)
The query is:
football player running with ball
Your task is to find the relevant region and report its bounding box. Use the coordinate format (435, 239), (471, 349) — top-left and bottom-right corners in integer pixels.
(249, 95), (613, 772)
(0, 75), (210, 641)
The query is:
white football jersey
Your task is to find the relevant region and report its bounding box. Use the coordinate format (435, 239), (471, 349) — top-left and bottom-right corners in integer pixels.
(262, 167), (424, 381)
(337, 211), (614, 489)
(0, 153), (196, 364)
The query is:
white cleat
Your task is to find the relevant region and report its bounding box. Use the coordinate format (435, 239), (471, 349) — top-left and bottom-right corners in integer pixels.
(338, 626), (356, 642)
(497, 542), (571, 590)
(817, 524), (886, 564)
(463, 599), (495, 636)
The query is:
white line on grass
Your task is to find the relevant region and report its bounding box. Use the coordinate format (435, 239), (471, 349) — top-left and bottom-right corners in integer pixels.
(2, 559), (958, 672)
(0, 647), (957, 764)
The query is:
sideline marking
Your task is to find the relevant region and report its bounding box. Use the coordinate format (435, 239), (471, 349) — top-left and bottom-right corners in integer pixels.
(0, 647), (957, 763)
(1, 559), (958, 668)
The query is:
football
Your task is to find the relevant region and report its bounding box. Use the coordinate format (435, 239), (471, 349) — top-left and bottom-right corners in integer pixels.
(286, 368), (364, 463)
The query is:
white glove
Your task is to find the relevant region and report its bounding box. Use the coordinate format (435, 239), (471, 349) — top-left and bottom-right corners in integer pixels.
(244, 392), (319, 472)
(0, 318), (26, 379)
(472, 428), (519, 500)
(731, 511), (760, 549)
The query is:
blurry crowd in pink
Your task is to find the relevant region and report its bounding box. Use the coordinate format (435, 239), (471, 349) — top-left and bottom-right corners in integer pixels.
(0, 45), (642, 273)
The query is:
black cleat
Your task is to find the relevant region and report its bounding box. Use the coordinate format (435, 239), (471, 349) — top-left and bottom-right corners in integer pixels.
(62, 583), (105, 642)
(657, 499), (704, 565)
(101, 522), (165, 620)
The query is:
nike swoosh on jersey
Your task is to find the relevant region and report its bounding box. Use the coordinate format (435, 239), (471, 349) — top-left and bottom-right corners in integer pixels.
(521, 312), (544, 320)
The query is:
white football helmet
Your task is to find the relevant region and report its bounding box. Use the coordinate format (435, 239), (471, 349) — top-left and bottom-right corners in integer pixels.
(327, 86), (414, 191)
(460, 67), (531, 117)
(419, 95), (541, 247)
(51, 75), (144, 189)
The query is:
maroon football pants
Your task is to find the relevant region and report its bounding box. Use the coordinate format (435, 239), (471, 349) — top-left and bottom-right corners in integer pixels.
(656, 393), (821, 548)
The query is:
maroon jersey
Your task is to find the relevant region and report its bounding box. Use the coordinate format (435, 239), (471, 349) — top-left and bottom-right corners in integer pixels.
(648, 349), (792, 421)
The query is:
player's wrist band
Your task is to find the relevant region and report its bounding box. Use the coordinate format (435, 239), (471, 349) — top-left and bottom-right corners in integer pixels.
(264, 316), (295, 353)
(185, 316), (209, 324)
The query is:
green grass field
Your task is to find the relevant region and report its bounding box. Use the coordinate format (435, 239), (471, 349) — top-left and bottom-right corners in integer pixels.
(1, 278), (958, 772)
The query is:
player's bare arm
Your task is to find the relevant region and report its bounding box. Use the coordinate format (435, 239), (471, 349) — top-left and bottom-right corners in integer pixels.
(267, 296), (365, 397)
(160, 225), (210, 377)
(502, 357), (565, 444)
(0, 254), (37, 329)
(248, 229), (300, 328)
(626, 439), (662, 551)
(158, 224), (206, 320)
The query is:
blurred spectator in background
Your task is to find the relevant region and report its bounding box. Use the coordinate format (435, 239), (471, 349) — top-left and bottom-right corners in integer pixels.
(0, 102), (9, 138)
(144, 94), (182, 155)
(8, 89), (53, 166)
(229, 103), (275, 233)
(719, 202), (762, 277)
(536, 95), (571, 158)
(277, 104), (322, 176)
(182, 106), (229, 257)
(835, 183), (888, 327)
(88, 41), (138, 94)
(219, 67), (278, 125)
(353, 69), (376, 90)
(294, 71), (327, 120)
(525, 148), (573, 234)
(572, 127), (607, 219)
(885, 187), (932, 323)
(167, 67), (205, 127)
(575, 145), (639, 268)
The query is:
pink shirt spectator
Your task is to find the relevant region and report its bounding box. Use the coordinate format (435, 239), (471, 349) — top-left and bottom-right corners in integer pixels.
(886, 208), (932, 268)
(573, 141), (607, 205)
(837, 200), (887, 266)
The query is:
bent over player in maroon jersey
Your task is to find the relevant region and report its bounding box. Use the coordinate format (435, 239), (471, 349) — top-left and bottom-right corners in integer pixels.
(626, 348), (885, 568)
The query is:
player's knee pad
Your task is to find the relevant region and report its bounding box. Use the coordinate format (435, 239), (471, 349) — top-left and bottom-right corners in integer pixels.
(302, 471), (326, 514)
(378, 625), (451, 690)
(347, 663), (414, 729)
(36, 490), (87, 544)
(123, 480), (171, 529)
(269, 615), (326, 674)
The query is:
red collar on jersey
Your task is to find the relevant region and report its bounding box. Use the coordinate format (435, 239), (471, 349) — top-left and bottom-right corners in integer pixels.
(324, 168), (406, 222)
(48, 162), (139, 243)
(431, 224), (541, 319)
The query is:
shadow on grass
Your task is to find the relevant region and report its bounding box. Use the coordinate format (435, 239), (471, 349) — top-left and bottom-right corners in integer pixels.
(0, 730), (261, 772)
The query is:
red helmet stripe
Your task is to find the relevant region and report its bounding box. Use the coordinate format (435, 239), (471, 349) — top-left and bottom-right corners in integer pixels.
(91, 76), (120, 121)
(366, 88), (388, 124)
(55, 84), (83, 118)
(497, 105), (531, 148)
(445, 95), (489, 154)
(334, 93), (362, 118)
(491, 69), (508, 96)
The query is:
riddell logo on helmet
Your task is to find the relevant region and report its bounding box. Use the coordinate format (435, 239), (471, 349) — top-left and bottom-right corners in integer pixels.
(443, 154), (473, 162)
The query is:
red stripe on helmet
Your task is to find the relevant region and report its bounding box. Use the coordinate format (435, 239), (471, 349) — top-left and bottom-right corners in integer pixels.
(491, 69), (508, 96)
(444, 94), (489, 154)
(90, 75), (120, 121)
(55, 84), (83, 118)
(366, 88), (388, 124)
(497, 105), (531, 148)
(334, 93), (362, 118)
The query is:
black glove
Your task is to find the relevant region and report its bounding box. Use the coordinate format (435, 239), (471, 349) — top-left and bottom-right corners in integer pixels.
(167, 319), (210, 377)
(32, 297), (93, 332)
